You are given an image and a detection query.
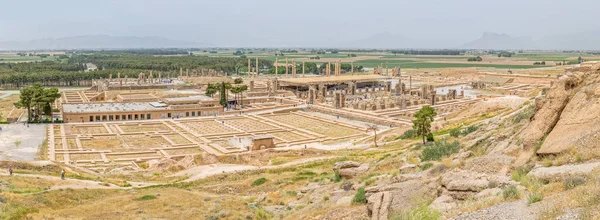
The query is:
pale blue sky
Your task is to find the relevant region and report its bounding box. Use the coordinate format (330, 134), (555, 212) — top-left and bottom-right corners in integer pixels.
(2, 0), (599, 47)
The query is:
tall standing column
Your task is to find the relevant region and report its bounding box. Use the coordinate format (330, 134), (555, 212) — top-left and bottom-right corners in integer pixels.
(351, 62), (354, 74)
(248, 59), (251, 76)
(302, 61), (305, 77)
(255, 57), (259, 77)
(327, 62), (331, 76)
(275, 58), (278, 78)
(409, 76), (412, 95)
(285, 58), (288, 77)
(292, 60), (296, 78)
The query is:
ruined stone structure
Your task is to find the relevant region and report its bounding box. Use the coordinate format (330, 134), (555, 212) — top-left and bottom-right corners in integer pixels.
(333, 91), (346, 109)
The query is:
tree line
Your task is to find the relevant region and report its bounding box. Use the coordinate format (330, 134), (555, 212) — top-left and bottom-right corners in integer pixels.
(14, 83), (61, 122)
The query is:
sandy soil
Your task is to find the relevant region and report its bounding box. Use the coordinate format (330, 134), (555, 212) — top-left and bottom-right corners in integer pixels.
(172, 156), (336, 182)
(0, 124), (46, 160)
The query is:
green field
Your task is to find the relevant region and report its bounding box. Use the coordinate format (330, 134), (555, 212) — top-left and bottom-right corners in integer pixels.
(512, 53), (600, 62)
(0, 55), (55, 63)
(380, 55), (467, 59)
(354, 59), (539, 69)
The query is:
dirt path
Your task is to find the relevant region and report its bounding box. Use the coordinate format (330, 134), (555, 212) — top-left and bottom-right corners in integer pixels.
(172, 156), (337, 182)
(0, 173), (120, 191)
(452, 200), (535, 220)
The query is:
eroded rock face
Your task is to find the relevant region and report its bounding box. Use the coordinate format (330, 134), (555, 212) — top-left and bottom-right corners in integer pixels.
(429, 195), (457, 214)
(527, 162), (600, 182)
(366, 180), (437, 220)
(441, 169), (516, 200)
(333, 161), (369, 179)
(463, 154), (514, 175)
(538, 81), (600, 154)
(519, 63), (600, 155)
(520, 73), (578, 149)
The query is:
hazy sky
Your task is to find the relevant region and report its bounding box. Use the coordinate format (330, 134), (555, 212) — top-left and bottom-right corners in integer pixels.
(2, 0), (600, 47)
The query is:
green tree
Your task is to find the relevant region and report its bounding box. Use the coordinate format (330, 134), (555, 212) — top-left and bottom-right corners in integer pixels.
(412, 106), (437, 144)
(234, 78), (243, 84)
(14, 84), (40, 122)
(205, 83), (217, 97)
(40, 87), (60, 120)
(217, 82), (232, 108)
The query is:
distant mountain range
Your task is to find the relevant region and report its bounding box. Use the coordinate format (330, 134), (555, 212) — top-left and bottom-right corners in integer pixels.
(0, 35), (211, 50)
(459, 32), (535, 50)
(3, 32), (600, 50)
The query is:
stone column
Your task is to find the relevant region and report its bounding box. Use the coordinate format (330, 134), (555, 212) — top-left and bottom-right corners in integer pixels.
(302, 61), (305, 77)
(292, 60), (296, 78)
(248, 59), (251, 76)
(285, 58), (288, 77)
(409, 76), (412, 94)
(255, 57), (259, 77)
(275, 58), (278, 78)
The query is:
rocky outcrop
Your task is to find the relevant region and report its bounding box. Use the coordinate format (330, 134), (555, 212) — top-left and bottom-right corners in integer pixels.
(463, 154), (514, 175)
(519, 62), (600, 154)
(441, 169), (516, 200)
(366, 180), (437, 220)
(519, 72), (578, 149)
(538, 81), (600, 154)
(527, 162), (600, 181)
(398, 164), (418, 174)
(429, 195), (457, 214)
(334, 161), (369, 179)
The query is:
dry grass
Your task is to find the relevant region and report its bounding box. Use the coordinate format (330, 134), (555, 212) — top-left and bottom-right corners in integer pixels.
(81, 138), (122, 150)
(118, 124), (170, 133)
(0, 94), (19, 121)
(266, 114), (363, 138)
(164, 134), (192, 145)
(450, 196), (504, 217)
(122, 135), (169, 148)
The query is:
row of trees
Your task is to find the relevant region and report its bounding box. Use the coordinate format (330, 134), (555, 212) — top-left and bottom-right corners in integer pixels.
(0, 69), (162, 88)
(467, 56), (483, 62)
(14, 83), (61, 122)
(205, 78), (248, 108)
(0, 53), (372, 88)
(391, 50), (464, 55)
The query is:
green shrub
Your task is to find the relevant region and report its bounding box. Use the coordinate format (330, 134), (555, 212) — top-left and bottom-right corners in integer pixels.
(426, 134), (435, 142)
(333, 171), (342, 183)
(511, 165), (534, 182)
(285, 190), (297, 197)
(392, 200), (440, 220)
(419, 162), (434, 170)
(461, 125), (478, 135)
(420, 139), (460, 161)
(449, 128), (461, 138)
(502, 186), (520, 200)
(527, 193), (543, 205)
(134, 195), (157, 201)
(513, 105), (535, 124)
(563, 176), (586, 190)
(398, 129), (417, 139)
(352, 187), (367, 204)
(252, 177), (268, 186)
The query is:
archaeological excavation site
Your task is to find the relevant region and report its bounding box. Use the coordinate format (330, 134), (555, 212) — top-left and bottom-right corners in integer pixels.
(3, 3), (600, 218)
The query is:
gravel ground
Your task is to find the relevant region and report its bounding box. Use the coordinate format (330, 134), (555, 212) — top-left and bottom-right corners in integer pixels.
(0, 123), (46, 160)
